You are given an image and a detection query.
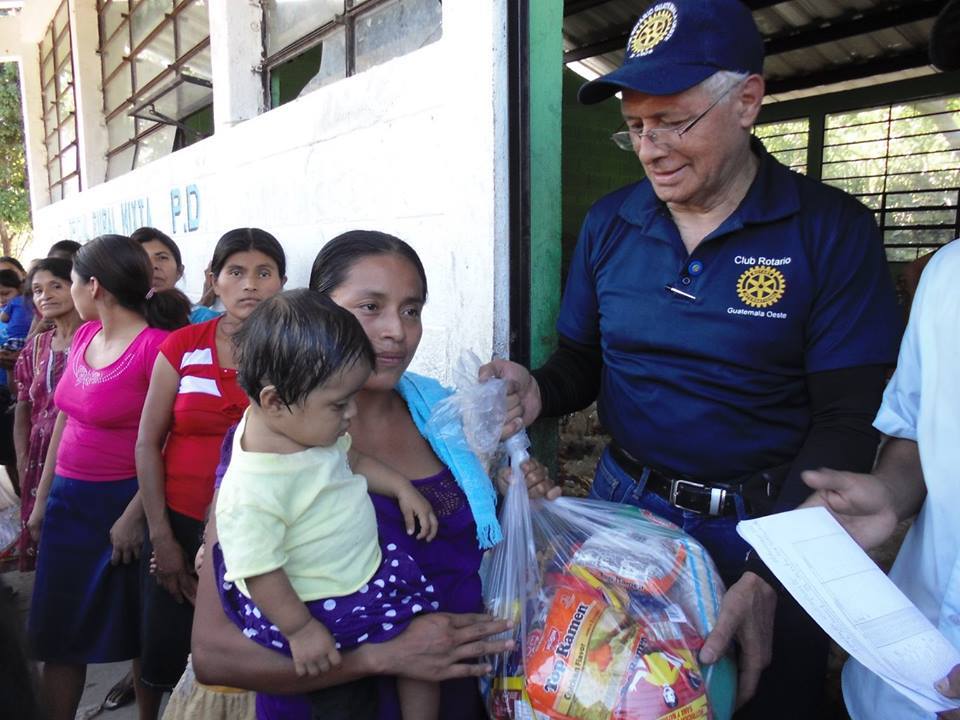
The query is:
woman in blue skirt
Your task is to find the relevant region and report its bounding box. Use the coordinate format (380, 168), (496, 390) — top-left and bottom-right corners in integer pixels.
(26, 235), (190, 720)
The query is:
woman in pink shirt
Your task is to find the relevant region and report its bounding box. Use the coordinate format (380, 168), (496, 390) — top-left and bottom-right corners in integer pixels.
(27, 234), (191, 720)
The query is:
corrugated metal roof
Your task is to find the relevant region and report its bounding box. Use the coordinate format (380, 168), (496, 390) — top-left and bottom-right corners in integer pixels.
(563, 0), (947, 103)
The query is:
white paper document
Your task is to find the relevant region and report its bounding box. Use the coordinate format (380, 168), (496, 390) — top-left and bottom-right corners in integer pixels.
(738, 507), (960, 714)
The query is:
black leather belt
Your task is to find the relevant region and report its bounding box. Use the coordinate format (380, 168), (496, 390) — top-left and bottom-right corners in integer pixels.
(609, 444), (743, 517)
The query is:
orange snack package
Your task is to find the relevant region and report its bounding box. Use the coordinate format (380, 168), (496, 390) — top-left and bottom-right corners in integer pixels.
(524, 585), (709, 720)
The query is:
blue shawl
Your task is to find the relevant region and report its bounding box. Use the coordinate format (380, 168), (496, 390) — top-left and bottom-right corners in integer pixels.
(396, 372), (502, 549)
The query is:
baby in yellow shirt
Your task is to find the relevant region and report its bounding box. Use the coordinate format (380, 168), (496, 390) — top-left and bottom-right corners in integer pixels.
(214, 289), (440, 720)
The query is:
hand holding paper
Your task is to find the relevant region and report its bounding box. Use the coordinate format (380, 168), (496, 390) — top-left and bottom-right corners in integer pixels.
(738, 507), (960, 715)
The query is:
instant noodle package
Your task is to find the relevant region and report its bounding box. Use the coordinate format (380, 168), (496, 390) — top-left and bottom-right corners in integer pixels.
(482, 451), (737, 720)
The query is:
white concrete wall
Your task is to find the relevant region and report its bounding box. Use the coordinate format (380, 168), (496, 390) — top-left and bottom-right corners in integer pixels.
(26, 0), (511, 383)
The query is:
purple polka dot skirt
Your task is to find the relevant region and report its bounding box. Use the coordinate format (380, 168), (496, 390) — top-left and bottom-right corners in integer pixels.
(212, 541), (438, 655)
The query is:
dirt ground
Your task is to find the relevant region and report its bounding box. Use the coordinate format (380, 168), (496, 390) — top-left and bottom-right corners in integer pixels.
(554, 404), (911, 720)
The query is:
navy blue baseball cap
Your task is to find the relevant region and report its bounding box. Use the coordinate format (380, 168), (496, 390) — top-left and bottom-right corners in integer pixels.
(578, 0), (765, 104)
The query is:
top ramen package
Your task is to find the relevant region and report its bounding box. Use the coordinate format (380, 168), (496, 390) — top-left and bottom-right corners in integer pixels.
(481, 482), (737, 720)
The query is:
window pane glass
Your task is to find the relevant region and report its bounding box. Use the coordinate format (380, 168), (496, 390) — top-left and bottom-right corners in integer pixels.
(891, 97), (957, 120)
(102, 1), (129, 40)
(43, 107), (57, 140)
(56, 91), (75, 122)
(57, 62), (73, 97)
(48, 157), (61, 184)
(54, 31), (70, 69)
(886, 190), (958, 209)
(149, 78), (213, 119)
(54, 1), (68, 36)
(42, 52), (55, 87)
(884, 208), (957, 227)
(102, 25), (131, 78)
(131, 0), (171, 49)
(264, 0), (341, 57)
(62, 173), (80, 198)
(42, 82), (57, 119)
(134, 25), (176, 92)
(181, 45), (211, 81)
(59, 117), (76, 150)
(177, 0), (209, 55)
(354, 0), (441, 74)
(107, 145), (136, 179)
(107, 112), (135, 150)
(135, 124), (176, 167)
(272, 28), (345, 106)
(827, 108), (888, 129)
(884, 228), (955, 246)
(50, 183), (63, 203)
(46, 134), (60, 166)
(61, 143), (78, 177)
(104, 70), (132, 115)
(40, 29), (53, 64)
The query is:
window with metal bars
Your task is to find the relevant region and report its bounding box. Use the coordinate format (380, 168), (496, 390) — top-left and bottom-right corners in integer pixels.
(823, 96), (960, 263)
(96, 0), (213, 181)
(263, 0), (442, 109)
(754, 118), (809, 176)
(39, 0), (80, 203)
(755, 95), (960, 264)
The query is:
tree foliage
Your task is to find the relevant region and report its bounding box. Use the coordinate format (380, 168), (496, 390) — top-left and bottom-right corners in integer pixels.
(0, 61), (31, 258)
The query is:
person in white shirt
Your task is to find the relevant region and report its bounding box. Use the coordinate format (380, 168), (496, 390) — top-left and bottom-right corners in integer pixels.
(800, 3), (960, 718)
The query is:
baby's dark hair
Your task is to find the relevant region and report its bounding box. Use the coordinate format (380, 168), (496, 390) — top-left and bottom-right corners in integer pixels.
(0, 269), (22, 291)
(234, 289), (375, 407)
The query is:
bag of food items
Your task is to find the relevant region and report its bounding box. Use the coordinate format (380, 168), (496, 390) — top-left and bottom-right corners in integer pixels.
(482, 443), (737, 720)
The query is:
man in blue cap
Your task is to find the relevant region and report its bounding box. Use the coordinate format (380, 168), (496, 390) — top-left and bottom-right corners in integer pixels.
(485, 0), (902, 716)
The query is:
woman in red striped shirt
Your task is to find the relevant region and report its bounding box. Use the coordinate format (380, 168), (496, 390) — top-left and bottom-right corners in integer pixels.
(134, 228), (286, 719)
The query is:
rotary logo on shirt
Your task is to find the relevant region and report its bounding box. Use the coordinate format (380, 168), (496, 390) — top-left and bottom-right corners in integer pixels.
(736, 266), (786, 309)
(726, 256), (791, 320)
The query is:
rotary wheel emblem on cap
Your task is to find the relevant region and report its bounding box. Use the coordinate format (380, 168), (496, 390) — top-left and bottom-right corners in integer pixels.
(627, 3), (678, 58)
(737, 266), (786, 308)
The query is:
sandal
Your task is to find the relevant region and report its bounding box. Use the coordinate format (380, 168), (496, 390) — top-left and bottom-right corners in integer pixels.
(103, 671), (135, 710)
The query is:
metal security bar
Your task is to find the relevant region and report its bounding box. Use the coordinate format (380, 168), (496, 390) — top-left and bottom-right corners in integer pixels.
(39, 0), (80, 202)
(823, 96), (960, 262)
(96, 0), (212, 180)
(754, 118), (810, 175)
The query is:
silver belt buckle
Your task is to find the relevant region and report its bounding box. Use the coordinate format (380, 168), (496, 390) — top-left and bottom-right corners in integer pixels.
(669, 478), (727, 516)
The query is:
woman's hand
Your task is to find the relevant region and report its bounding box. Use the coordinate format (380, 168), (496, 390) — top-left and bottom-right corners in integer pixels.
(397, 485), (439, 541)
(151, 533), (196, 603)
(27, 503), (44, 542)
(496, 458), (562, 500)
(372, 612), (514, 681)
(109, 509), (145, 565)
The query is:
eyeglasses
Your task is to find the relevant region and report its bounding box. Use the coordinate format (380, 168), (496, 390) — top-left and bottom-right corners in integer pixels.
(611, 81), (742, 151)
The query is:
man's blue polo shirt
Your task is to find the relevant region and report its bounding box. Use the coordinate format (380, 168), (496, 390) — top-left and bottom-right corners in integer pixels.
(558, 139), (901, 482)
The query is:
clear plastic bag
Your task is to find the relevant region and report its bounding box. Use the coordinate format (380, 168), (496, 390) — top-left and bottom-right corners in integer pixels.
(482, 478), (737, 720)
(425, 350), (507, 469)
